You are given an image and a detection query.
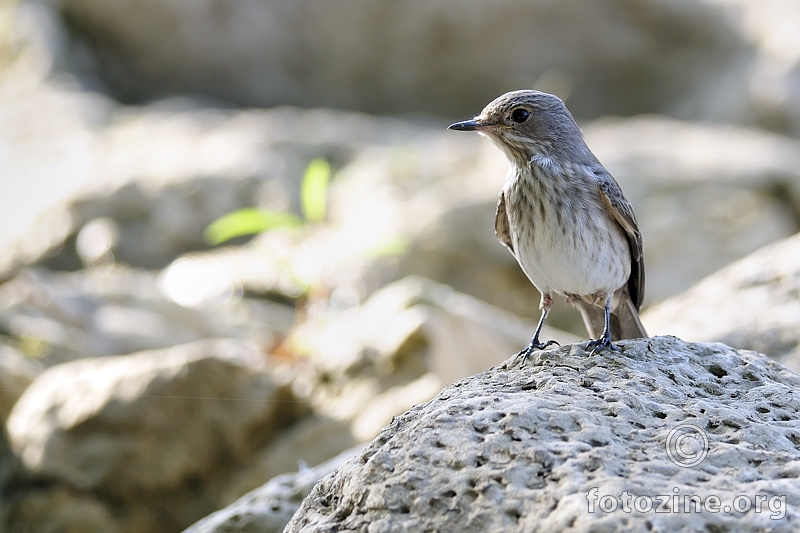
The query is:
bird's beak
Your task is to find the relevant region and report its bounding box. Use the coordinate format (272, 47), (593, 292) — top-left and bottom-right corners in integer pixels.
(448, 119), (485, 131)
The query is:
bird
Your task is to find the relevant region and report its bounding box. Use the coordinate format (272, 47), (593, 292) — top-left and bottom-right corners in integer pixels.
(448, 90), (647, 360)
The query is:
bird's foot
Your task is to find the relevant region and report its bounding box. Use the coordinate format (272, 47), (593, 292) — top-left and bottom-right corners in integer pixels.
(586, 334), (617, 356)
(516, 339), (560, 364)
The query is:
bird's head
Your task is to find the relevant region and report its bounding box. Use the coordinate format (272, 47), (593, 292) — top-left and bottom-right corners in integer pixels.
(449, 90), (586, 166)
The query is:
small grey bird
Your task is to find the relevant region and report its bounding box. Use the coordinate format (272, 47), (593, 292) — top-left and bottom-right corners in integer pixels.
(449, 90), (647, 359)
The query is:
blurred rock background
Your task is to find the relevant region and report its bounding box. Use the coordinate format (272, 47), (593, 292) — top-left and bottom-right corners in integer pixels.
(1, 0), (800, 531)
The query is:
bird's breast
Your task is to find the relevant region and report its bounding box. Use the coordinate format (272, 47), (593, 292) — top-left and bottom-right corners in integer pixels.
(502, 166), (630, 296)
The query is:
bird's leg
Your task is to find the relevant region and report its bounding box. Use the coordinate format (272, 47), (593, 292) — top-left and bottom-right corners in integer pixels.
(586, 296), (618, 355)
(517, 294), (560, 363)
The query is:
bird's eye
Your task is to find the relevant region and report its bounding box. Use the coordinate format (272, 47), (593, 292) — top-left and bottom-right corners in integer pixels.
(511, 108), (530, 124)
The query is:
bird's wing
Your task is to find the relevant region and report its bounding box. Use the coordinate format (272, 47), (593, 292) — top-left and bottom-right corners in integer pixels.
(495, 191), (515, 254)
(597, 177), (645, 310)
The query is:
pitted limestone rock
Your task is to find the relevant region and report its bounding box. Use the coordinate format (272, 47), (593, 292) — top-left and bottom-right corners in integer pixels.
(286, 337), (800, 532)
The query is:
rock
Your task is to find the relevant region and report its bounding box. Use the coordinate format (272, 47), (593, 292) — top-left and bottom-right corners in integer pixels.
(2, 486), (122, 533)
(223, 276), (576, 504)
(219, 276), (573, 506)
(293, 276), (577, 413)
(0, 30), (103, 264)
(0, 266), (295, 366)
(38, 175), (273, 271)
(0, 426), (24, 526)
(0, 343), (42, 424)
(183, 447), (361, 533)
(4, 98), (474, 276)
(5, 338), (307, 533)
(287, 337), (800, 532)
(643, 231), (800, 372)
(41, 0), (800, 136)
(8, 104), (314, 272)
(54, 0), (747, 120)
(0, 1), (15, 65)
(717, 0), (800, 136)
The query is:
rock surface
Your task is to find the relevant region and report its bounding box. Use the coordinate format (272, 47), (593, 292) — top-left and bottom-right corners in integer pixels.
(644, 231), (800, 372)
(4, 338), (306, 533)
(287, 337), (800, 532)
(0, 266), (295, 367)
(293, 276), (577, 392)
(54, 0), (746, 121)
(0, 343), (41, 424)
(40, 0), (800, 136)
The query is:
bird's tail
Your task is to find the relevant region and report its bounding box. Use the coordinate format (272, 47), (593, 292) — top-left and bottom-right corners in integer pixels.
(576, 294), (648, 341)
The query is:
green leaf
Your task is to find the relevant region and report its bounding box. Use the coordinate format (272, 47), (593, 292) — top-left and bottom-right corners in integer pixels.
(204, 208), (302, 245)
(365, 235), (409, 258)
(301, 158), (331, 223)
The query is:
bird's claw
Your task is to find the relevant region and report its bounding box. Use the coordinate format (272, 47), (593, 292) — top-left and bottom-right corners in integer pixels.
(586, 335), (617, 356)
(516, 339), (560, 364)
